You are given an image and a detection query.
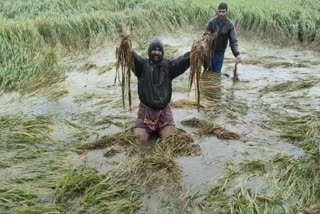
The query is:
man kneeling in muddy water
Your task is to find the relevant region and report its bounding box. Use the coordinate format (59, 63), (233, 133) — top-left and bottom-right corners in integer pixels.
(132, 38), (190, 144)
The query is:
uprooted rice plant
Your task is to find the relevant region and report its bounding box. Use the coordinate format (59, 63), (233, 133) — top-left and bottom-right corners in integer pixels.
(182, 118), (241, 140)
(115, 35), (133, 110)
(189, 33), (217, 110)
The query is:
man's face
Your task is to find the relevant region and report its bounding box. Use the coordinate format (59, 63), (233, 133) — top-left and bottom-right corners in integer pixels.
(151, 48), (163, 62)
(218, 9), (227, 21)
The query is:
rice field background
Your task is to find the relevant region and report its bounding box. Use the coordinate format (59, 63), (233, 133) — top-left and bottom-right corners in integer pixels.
(0, 0), (319, 92)
(1, 0), (320, 213)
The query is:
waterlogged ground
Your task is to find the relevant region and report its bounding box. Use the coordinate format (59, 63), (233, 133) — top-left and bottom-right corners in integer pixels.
(1, 33), (320, 213)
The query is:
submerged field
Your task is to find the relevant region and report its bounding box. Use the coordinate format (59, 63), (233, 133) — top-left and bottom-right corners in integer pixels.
(1, 0), (320, 213)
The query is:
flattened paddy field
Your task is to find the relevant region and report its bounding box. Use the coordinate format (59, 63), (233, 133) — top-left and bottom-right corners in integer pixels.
(1, 0), (320, 213)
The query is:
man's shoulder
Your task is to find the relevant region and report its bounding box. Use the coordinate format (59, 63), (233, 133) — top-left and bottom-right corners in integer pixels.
(210, 16), (218, 22)
(226, 18), (235, 26)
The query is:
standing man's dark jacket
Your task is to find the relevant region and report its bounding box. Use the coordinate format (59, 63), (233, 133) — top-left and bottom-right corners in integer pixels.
(206, 17), (240, 57)
(132, 51), (190, 110)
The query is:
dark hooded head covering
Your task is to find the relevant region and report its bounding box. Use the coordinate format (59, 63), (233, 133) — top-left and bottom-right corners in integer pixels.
(147, 38), (164, 60)
(218, 3), (228, 11)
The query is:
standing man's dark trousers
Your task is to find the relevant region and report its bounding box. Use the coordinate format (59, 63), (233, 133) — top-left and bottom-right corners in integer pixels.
(212, 52), (225, 73)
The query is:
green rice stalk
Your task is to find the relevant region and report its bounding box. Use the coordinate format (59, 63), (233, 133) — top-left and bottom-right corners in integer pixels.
(135, 151), (182, 186)
(82, 168), (141, 214)
(54, 167), (103, 203)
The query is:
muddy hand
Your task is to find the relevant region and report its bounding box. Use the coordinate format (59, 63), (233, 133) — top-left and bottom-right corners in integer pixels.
(236, 55), (241, 63)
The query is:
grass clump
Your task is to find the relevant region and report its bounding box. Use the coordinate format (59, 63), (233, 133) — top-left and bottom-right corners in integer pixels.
(182, 118), (241, 140)
(76, 129), (140, 154)
(273, 114), (317, 142)
(0, 114), (54, 165)
(260, 80), (317, 94)
(0, 114), (52, 149)
(103, 147), (121, 157)
(171, 99), (204, 109)
(82, 169), (141, 214)
(136, 151), (182, 186)
(53, 165), (142, 214)
(9, 204), (62, 214)
(0, 186), (62, 214)
(240, 160), (269, 174)
(156, 129), (201, 156)
(73, 92), (96, 103)
(54, 167), (103, 203)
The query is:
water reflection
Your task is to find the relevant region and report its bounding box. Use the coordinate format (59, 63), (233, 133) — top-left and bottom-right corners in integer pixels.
(200, 71), (222, 106)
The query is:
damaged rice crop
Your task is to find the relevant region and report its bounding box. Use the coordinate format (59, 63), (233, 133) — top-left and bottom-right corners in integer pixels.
(98, 62), (117, 74)
(156, 129), (201, 156)
(54, 164), (142, 213)
(0, 186), (62, 214)
(103, 147), (121, 157)
(201, 111), (320, 212)
(272, 113), (317, 142)
(46, 89), (69, 102)
(73, 92), (96, 103)
(0, 114), (53, 148)
(0, 114), (54, 165)
(136, 151), (182, 186)
(182, 118), (241, 140)
(55, 167), (103, 203)
(259, 80), (317, 94)
(81, 165), (142, 214)
(76, 129), (140, 154)
(171, 99), (204, 109)
(240, 160), (269, 174)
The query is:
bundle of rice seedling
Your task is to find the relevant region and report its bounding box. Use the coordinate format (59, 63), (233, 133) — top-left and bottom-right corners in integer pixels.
(115, 36), (134, 110)
(189, 33), (217, 110)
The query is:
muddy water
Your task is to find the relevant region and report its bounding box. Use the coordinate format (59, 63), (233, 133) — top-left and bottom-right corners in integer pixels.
(1, 33), (320, 213)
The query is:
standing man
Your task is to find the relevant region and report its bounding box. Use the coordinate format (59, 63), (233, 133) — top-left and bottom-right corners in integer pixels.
(205, 3), (241, 73)
(132, 38), (191, 144)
